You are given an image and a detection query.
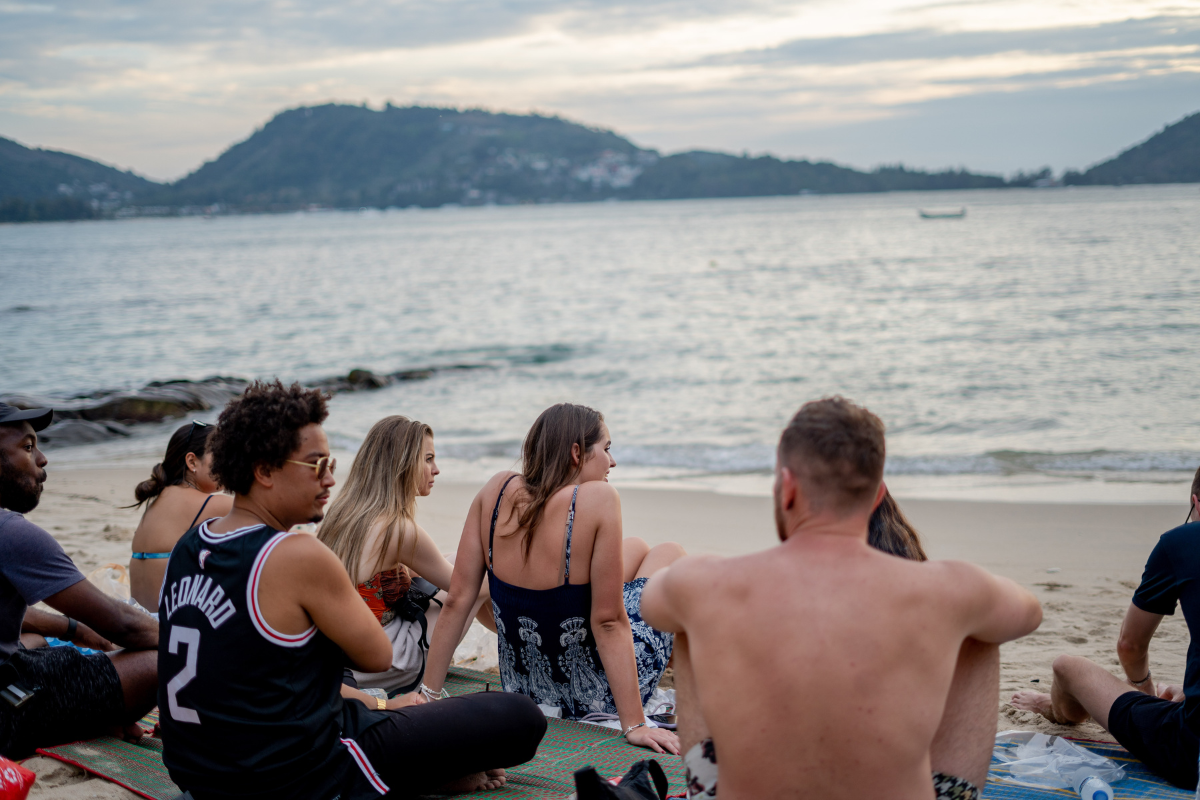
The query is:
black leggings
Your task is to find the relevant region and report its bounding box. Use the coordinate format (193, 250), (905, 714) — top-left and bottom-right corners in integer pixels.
(357, 692), (546, 797)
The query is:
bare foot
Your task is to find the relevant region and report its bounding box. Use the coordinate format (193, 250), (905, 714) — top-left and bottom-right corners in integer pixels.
(1010, 690), (1058, 721)
(438, 769), (507, 794)
(108, 722), (147, 742)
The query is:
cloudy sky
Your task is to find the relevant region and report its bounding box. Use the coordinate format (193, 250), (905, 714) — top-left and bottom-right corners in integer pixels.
(2, 0), (1199, 182)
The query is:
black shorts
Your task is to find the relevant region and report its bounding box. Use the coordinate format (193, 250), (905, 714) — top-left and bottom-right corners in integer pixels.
(0, 645), (125, 759)
(1108, 690), (1199, 789)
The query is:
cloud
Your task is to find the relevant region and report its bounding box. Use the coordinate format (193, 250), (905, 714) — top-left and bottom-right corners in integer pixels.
(1, 0), (1198, 180)
(698, 15), (1200, 68)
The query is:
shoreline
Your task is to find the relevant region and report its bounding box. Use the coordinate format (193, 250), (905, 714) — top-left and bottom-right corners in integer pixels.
(19, 467), (1191, 796)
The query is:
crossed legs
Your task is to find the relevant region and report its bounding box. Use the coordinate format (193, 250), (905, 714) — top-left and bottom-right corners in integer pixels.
(1010, 654), (1135, 729)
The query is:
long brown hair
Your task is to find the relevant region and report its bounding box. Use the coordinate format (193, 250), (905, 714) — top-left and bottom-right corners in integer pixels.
(318, 415), (432, 579)
(867, 488), (927, 561)
(130, 422), (214, 508)
(508, 403), (605, 560)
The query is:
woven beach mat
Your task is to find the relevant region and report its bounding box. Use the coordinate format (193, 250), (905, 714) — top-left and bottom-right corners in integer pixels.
(35, 668), (686, 800)
(983, 738), (1191, 799)
(440, 667), (687, 799)
(37, 709), (180, 800)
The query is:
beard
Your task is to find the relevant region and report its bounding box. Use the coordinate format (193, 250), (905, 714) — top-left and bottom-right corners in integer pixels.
(0, 455), (45, 514)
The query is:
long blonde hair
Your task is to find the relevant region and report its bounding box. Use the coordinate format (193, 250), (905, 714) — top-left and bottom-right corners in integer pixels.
(319, 415), (432, 579)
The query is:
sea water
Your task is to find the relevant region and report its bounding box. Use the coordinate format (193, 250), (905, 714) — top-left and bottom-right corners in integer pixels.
(1, 186), (1198, 501)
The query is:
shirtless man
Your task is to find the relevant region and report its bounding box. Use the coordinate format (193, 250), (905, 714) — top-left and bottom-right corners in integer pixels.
(1010, 466), (1200, 790)
(641, 397), (1043, 800)
(157, 381), (544, 799)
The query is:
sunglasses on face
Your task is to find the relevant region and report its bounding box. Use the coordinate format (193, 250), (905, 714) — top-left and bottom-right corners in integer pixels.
(285, 456), (336, 480)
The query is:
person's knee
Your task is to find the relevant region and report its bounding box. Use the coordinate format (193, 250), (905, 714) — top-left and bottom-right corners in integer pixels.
(1051, 653), (1090, 685)
(625, 537), (650, 558)
(652, 542), (687, 561)
(498, 694), (547, 756)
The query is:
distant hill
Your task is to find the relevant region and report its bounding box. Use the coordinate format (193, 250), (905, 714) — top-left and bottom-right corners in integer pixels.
(0, 136), (157, 221)
(1065, 111), (1200, 185)
(629, 151), (1005, 199)
(164, 104), (1011, 208)
(11, 102), (1200, 222)
(166, 104), (653, 209)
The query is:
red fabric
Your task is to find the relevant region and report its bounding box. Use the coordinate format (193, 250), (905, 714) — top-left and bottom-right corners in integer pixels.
(356, 565), (412, 622)
(0, 757), (35, 800)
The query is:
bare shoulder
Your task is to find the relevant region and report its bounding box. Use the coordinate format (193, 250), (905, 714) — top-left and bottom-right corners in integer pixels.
(266, 532), (344, 581)
(204, 493), (234, 516)
(575, 480), (619, 506)
(479, 470), (522, 503)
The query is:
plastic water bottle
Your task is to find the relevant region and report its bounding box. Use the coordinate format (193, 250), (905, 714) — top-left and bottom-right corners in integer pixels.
(1074, 774), (1113, 800)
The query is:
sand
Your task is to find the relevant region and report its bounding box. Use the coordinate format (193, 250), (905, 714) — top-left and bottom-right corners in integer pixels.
(15, 465), (1192, 795)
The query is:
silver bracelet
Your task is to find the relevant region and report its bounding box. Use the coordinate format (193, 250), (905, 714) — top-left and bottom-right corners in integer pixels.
(419, 683), (449, 701)
(623, 722), (647, 738)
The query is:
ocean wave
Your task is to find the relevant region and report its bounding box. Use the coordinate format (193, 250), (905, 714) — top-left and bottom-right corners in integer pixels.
(593, 444), (1200, 478)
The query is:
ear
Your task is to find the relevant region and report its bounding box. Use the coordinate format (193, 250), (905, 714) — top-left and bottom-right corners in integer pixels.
(779, 466), (799, 511)
(185, 452), (200, 472)
(871, 481), (887, 513)
(571, 442), (581, 467)
(253, 462), (275, 489)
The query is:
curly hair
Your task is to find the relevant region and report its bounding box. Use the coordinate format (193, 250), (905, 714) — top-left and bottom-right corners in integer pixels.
(209, 380), (329, 495)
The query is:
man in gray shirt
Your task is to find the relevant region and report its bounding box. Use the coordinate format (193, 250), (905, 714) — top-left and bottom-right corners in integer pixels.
(0, 402), (158, 758)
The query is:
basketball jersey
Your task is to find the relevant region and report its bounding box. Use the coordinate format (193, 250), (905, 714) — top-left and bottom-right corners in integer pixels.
(158, 521), (389, 800)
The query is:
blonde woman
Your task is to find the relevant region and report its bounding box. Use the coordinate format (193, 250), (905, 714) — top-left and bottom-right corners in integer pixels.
(318, 415), (493, 695)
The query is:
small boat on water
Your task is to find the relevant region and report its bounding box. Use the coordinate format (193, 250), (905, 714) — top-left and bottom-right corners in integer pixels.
(918, 208), (966, 219)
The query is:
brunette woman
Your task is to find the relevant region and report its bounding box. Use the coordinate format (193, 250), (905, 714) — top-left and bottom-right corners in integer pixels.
(319, 415), (493, 695)
(423, 403), (684, 754)
(129, 421), (231, 610)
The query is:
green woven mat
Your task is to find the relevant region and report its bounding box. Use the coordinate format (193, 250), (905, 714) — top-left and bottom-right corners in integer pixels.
(36, 668), (685, 800)
(37, 709), (180, 800)
(438, 667), (687, 799)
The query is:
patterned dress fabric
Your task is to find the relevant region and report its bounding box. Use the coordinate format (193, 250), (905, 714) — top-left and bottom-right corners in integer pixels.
(487, 476), (674, 719)
(356, 565), (413, 625)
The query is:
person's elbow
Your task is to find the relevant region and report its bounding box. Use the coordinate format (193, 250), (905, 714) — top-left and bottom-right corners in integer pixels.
(591, 610), (631, 638)
(1117, 630), (1150, 661)
(356, 635), (393, 674)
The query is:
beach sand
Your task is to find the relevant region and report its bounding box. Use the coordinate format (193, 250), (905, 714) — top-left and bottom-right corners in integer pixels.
(18, 466), (1191, 796)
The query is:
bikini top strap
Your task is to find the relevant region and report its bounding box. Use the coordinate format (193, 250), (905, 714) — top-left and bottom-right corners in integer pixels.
(562, 486), (579, 584)
(489, 475), (520, 569)
(187, 494), (214, 531)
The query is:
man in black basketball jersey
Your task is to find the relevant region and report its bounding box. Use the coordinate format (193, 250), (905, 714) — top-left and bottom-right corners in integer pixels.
(158, 381), (545, 799)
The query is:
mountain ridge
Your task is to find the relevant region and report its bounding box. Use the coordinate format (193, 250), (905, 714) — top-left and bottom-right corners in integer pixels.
(3, 103), (1199, 220)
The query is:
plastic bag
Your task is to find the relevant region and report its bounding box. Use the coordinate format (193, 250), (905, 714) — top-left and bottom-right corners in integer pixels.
(87, 563), (131, 601)
(0, 756), (35, 800)
(993, 731), (1125, 790)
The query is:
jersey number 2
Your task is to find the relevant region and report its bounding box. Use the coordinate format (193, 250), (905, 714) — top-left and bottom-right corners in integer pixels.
(167, 626), (201, 724)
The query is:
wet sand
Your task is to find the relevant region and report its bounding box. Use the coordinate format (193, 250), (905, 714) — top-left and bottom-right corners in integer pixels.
(20, 466), (1190, 795)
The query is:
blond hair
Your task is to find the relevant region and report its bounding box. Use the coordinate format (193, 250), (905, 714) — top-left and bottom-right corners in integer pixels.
(319, 415), (432, 579)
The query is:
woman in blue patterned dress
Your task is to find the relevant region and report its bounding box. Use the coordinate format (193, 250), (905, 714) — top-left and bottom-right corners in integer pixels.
(423, 404), (684, 754)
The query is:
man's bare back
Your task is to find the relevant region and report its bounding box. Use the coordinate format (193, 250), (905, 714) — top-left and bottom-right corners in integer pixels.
(641, 397), (1041, 800)
(654, 538), (1034, 799)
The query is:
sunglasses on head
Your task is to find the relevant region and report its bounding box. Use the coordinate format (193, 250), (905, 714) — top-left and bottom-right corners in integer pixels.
(285, 456), (336, 480)
(183, 420), (211, 453)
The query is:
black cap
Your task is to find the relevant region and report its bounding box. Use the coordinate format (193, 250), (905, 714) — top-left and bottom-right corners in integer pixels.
(0, 402), (53, 432)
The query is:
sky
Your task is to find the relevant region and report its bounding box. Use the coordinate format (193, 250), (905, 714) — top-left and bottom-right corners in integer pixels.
(2, 0), (1199, 182)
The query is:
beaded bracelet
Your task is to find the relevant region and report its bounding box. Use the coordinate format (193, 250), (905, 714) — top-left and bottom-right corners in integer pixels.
(419, 683), (449, 702)
(623, 722), (647, 738)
